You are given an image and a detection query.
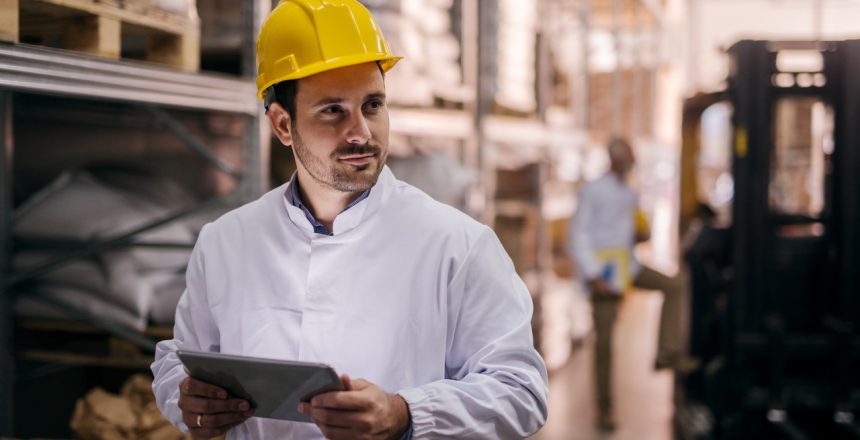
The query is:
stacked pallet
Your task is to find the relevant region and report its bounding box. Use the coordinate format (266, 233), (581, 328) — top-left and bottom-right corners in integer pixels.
(0, 0), (200, 71)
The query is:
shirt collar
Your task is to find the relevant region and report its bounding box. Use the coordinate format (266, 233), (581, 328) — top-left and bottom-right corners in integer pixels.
(285, 173), (372, 236)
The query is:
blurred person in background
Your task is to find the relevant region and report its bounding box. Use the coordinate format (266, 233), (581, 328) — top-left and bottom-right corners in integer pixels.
(150, 0), (548, 439)
(568, 137), (693, 432)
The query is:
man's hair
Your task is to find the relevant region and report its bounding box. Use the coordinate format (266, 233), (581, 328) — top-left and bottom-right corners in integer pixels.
(607, 137), (632, 159)
(264, 62), (386, 120)
(268, 80), (299, 120)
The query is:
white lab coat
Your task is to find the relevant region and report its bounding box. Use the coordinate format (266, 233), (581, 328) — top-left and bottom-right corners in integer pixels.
(151, 167), (548, 439)
(568, 172), (642, 282)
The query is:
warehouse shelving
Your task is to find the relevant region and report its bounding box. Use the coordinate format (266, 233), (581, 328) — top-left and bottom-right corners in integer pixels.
(0, 46), (263, 331)
(0, 0), (270, 433)
(478, 0), (670, 369)
(0, 1), (481, 434)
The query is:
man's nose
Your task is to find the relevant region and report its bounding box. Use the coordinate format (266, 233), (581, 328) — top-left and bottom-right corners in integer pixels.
(344, 112), (371, 145)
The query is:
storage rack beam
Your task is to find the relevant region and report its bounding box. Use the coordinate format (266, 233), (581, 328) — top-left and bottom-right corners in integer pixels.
(144, 105), (243, 179)
(238, 0), (270, 200)
(478, 0), (498, 226)
(0, 43), (258, 115)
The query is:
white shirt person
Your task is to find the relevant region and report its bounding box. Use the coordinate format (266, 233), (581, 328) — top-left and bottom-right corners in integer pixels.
(152, 1), (548, 438)
(151, 166), (548, 438)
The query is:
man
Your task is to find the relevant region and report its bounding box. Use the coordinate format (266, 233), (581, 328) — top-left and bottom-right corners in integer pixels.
(568, 137), (689, 431)
(151, 1), (548, 438)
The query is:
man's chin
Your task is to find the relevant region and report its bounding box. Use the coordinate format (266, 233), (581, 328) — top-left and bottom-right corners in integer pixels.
(331, 166), (382, 192)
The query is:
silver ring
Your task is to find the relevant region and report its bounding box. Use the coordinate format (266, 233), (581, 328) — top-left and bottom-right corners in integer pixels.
(196, 414), (203, 427)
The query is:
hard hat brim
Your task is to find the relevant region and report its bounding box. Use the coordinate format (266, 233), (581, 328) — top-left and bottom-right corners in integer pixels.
(256, 55), (402, 102)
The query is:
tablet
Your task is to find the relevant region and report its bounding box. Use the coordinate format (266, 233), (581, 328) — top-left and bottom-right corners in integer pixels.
(176, 350), (343, 422)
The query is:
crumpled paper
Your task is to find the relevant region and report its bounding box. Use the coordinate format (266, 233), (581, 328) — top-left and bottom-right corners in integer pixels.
(70, 374), (192, 440)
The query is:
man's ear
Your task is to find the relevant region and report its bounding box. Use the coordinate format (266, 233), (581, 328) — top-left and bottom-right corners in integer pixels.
(266, 102), (294, 147)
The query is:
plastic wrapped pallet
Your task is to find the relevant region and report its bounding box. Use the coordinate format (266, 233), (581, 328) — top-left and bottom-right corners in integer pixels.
(370, 0), (471, 106)
(156, 0), (197, 16)
(13, 168), (196, 330)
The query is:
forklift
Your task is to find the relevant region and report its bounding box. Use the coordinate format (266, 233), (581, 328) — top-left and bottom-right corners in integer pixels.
(678, 40), (860, 439)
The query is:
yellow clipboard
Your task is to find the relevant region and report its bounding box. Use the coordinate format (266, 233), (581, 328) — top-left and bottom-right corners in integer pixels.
(635, 209), (650, 236)
(593, 247), (632, 294)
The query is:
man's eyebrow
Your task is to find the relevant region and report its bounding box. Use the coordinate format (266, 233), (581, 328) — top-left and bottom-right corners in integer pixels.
(311, 93), (385, 107)
(312, 97), (345, 107)
(366, 92), (386, 101)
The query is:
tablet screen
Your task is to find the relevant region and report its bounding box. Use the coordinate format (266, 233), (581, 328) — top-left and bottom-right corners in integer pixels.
(177, 350), (343, 422)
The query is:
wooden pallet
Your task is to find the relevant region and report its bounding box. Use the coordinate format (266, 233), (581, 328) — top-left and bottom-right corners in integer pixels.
(16, 318), (172, 368)
(0, 0), (200, 71)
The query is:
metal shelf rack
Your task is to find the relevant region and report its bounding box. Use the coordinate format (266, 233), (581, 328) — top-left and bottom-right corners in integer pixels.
(0, 1), (269, 433)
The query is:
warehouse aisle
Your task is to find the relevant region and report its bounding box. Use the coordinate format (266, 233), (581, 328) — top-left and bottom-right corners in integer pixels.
(532, 291), (674, 440)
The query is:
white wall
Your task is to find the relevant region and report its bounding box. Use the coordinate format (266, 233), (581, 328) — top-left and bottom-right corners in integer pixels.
(688, 0), (860, 93)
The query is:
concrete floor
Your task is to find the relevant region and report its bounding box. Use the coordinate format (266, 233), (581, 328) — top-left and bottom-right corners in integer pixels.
(531, 291), (674, 440)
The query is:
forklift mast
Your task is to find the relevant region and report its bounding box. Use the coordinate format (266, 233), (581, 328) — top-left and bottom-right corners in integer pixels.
(679, 40), (860, 439)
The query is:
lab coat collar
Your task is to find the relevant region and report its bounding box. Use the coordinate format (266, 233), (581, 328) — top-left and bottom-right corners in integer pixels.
(281, 165), (395, 237)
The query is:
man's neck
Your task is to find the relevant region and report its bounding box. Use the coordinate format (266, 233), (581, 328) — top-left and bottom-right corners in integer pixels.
(295, 171), (364, 231)
(610, 169), (627, 182)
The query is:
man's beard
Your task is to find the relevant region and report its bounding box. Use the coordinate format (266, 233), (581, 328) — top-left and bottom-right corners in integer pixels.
(292, 127), (386, 193)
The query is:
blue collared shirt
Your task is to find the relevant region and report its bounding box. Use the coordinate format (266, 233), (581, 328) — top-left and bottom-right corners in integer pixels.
(285, 174), (413, 439)
(286, 174), (371, 236)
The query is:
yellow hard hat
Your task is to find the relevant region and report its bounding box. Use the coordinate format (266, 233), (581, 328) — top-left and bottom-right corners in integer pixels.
(256, 0), (402, 101)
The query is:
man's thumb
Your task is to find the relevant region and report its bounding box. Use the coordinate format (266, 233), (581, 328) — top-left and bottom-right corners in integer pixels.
(341, 374), (353, 391)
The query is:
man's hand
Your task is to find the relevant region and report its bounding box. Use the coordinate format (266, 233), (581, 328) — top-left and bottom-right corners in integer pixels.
(588, 278), (614, 296)
(299, 375), (411, 440)
(178, 376), (254, 439)
(635, 230), (651, 243)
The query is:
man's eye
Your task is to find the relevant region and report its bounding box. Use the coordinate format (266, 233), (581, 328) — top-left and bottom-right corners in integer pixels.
(366, 100), (383, 110)
(322, 107), (342, 114)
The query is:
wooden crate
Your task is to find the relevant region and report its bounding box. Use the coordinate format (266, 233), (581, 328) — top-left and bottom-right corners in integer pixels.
(0, 0), (200, 71)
